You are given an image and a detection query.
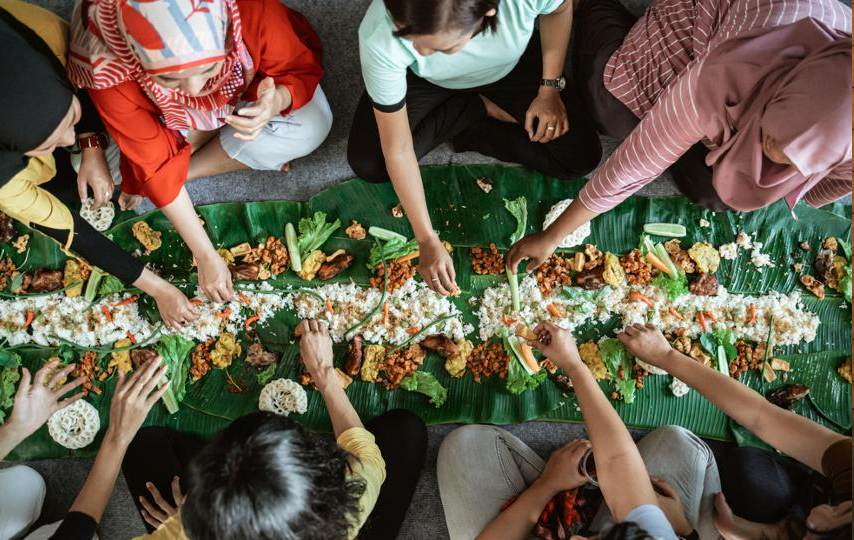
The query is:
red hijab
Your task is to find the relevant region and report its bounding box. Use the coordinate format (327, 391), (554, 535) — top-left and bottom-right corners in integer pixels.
(696, 17), (851, 212)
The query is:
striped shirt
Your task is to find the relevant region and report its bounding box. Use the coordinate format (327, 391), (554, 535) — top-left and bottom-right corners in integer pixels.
(578, 0), (852, 214)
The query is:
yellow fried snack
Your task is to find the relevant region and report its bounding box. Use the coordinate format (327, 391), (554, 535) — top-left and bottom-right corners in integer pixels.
(210, 332), (242, 369)
(132, 221), (162, 253)
(838, 357), (852, 384)
(688, 242), (720, 274)
(63, 259), (91, 298)
(445, 339), (473, 378)
(602, 252), (626, 286)
(579, 341), (608, 380)
(108, 338), (134, 375)
(297, 250), (326, 281)
(361, 344), (386, 383)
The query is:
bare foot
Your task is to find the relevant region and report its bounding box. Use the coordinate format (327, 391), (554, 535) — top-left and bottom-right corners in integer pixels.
(479, 95), (517, 124)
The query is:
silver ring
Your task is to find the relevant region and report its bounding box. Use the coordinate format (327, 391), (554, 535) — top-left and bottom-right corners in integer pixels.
(546, 126), (556, 131)
(431, 278), (441, 282)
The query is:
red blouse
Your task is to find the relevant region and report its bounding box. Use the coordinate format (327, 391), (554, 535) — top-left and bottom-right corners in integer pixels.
(88, 0), (323, 207)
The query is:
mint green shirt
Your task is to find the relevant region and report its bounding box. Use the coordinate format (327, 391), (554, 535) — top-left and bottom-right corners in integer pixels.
(358, 0), (565, 108)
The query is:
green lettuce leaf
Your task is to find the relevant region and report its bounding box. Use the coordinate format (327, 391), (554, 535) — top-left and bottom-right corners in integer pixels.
(502, 331), (546, 394)
(400, 371), (448, 407)
(368, 238), (418, 269)
(651, 272), (689, 301)
(599, 338), (636, 403)
(98, 275), (125, 297)
(0, 351), (21, 424)
(155, 335), (195, 414)
(256, 363), (277, 386)
(297, 212), (341, 258)
(503, 197), (528, 244)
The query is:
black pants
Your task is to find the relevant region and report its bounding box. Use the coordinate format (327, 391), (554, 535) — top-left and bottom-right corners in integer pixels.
(714, 445), (833, 524)
(571, 0), (729, 211)
(122, 409), (428, 540)
(348, 36), (602, 183)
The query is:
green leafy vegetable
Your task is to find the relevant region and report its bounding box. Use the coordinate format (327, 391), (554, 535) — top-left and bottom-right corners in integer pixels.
(502, 331), (546, 394)
(297, 212), (341, 259)
(599, 339), (636, 403)
(651, 272), (689, 301)
(256, 363), (277, 386)
(839, 266), (852, 303)
(400, 371), (448, 407)
(368, 238), (418, 269)
(503, 197), (527, 312)
(700, 330), (736, 374)
(0, 351), (21, 424)
(155, 335), (195, 414)
(98, 275), (124, 297)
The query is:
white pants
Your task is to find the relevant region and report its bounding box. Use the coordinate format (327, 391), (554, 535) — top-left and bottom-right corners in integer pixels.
(0, 466), (45, 540)
(219, 85), (332, 171)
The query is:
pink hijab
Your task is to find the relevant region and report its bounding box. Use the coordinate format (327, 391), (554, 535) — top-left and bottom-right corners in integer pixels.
(696, 17), (851, 212)
(68, 0), (254, 131)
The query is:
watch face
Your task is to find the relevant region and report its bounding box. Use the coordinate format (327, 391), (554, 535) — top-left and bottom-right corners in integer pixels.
(558, 77), (566, 90)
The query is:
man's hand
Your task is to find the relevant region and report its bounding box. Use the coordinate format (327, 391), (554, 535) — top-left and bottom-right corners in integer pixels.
(139, 476), (185, 529)
(527, 321), (582, 371)
(617, 324), (675, 371)
(151, 282), (199, 329)
(506, 231), (558, 274)
(105, 357), (169, 448)
(652, 477), (693, 536)
(417, 234), (458, 296)
(295, 319), (335, 387)
(77, 146), (115, 208)
(536, 439), (591, 495)
(525, 88), (568, 144)
(197, 251), (234, 303)
(7, 359), (85, 439)
(225, 77), (290, 141)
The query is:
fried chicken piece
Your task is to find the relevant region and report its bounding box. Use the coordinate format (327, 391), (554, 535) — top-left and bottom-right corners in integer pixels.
(130, 348), (158, 370)
(30, 269), (63, 292)
(245, 342), (278, 368)
(419, 334), (459, 358)
(689, 273), (719, 296)
(800, 275), (825, 299)
(0, 212), (15, 243)
(230, 263), (261, 281)
(344, 336), (364, 377)
(575, 265), (606, 290)
(317, 252), (354, 281)
(766, 384), (809, 409)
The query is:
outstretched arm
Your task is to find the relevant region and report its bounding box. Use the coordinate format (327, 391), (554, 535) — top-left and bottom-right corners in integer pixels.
(618, 323), (846, 472)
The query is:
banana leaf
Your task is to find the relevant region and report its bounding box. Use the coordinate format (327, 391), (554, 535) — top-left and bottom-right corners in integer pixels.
(3, 164), (851, 460)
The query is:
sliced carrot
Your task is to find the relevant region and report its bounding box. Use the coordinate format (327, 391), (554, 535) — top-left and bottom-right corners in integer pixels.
(668, 307), (684, 321)
(216, 308), (232, 319)
(515, 324), (537, 341)
(628, 290), (655, 308)
(406, 326), (421, 335)
(518, 342), (541, 374)
(697, 311), (707, 332)
(22, 310), (34, 328)
(645, 252), (673, 277)
(112, 295), (139, 307)
(190, 298), (204, 306)
(325, 299), (334, 314)
(91, 385), (102, 396)
(101, 305), (113, 322)
(382, 302), (390, 325)
(704, 310), (718, 322)
(126, 331), (137, 344)
(502, 314), (517, 326)
(238, 292), (251, 304)
(546, 303), (564, 318)
(746, 304), (756, 324)
(395, 251), (420, 264)
(244, 315), (260, 330)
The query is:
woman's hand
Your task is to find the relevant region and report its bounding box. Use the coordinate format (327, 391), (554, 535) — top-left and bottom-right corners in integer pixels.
(617, 324), (675, 371)
(536, 439), (591, 495)
(652, 477), (693, 536)
(152, 283), (199, 329)
(7, 359), (85, 439)
(119, 192), (144, 211)
(528, 321), (582, 371)
(139, 476), (185, 529)
(506, 231), (558, 273)
(197, 251), (234, 303)
(104, 357), (169, 448)
(294, 319), (335, 387)
(525, 88), (568, 144)
(225, 77), (290, 141)
(417, 235), (458, 296)
(77, 147), (115, 208)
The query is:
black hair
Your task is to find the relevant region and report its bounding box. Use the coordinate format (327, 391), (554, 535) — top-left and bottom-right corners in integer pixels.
(385, 0), (500, 38)
(181, 412), (365, 540)
(600, 522), (655, 540)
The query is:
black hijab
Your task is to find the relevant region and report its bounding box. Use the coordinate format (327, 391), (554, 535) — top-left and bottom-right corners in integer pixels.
(0, 7), (73, 184)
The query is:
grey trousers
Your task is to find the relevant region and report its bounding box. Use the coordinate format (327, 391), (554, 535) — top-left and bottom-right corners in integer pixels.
(437, 425), (721, 540)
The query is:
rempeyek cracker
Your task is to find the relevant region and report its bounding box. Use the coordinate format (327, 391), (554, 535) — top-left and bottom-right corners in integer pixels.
(79, 198), (115, 232)
(47, 399), (100, 449)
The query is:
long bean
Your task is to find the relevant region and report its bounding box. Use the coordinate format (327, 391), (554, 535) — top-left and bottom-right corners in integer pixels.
(388, 314), (457, 353)
(345, 261), (388, 340)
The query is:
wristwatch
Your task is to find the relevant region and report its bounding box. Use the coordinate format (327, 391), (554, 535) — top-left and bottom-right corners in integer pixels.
(78, 133), (108, 150)
(540, 76), (566, 91)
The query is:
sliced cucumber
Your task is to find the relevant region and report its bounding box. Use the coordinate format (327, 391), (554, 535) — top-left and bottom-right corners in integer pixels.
(643, 223), (687, 238)
(368, 226), (407, 243)
(83, 267), (105, 302)
(285, 223), (301, 272)
(716, 345), (729, 375)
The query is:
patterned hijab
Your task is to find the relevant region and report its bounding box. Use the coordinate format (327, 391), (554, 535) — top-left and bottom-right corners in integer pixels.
(68, 0), (254, 131)
(696, 17), (851, 212)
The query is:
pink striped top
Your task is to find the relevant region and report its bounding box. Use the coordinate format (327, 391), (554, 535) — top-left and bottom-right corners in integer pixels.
(578, 0), (852, 214)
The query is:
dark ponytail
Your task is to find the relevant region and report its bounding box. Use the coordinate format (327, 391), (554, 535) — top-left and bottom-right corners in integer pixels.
(385, 0), (500, 38)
